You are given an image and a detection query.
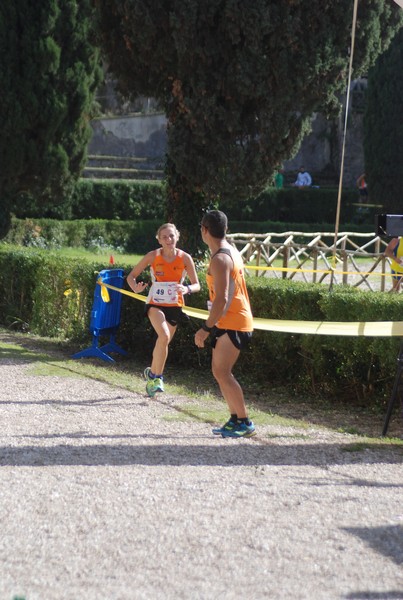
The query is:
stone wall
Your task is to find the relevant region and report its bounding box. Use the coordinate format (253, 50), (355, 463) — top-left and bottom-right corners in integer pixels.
(284, 112), (365, 188)
(87, 104), (365, 188)
(88, 112), (167, 159)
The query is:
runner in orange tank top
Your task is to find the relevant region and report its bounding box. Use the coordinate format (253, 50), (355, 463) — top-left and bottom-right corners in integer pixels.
(127, 223), (200, 397)
(194, 210), (255, 438)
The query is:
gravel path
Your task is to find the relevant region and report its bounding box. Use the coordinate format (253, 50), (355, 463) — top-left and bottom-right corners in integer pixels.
(0, 334), (402, 600)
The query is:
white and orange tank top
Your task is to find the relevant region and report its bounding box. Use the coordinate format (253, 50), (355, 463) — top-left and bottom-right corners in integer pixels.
(147, 249), (187, 307)
(206, 247), (253, 332)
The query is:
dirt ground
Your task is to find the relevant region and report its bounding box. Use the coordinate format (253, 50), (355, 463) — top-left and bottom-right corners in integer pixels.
(0, 331), (402, 600)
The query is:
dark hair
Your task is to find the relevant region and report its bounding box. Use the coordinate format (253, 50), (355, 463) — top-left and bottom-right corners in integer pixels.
(201, 210), (228, 239)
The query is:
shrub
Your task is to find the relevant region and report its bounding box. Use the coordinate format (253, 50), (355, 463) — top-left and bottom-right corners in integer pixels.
(5, 217), (375, 257)
(221, 186), (360, 224)
(4, 218), (160, 255)
(11, 179), (167, 222)
(0, 246), (401, 410)
(11, 178), (376, 227)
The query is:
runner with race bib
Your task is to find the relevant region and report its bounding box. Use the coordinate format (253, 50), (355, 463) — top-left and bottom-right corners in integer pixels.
(127, 223), (200, 397)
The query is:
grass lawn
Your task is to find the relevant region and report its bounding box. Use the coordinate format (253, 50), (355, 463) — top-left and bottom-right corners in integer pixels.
(0, 328), (402, 445)
(0, 244), (400, 438)
(0, 243), (143, 268)
(49, 246), (143, 267)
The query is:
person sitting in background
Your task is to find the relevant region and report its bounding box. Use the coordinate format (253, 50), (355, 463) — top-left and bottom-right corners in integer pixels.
(384, 237), (403, 292)
(274, 168), (284, 189)
(356, 173), (368, 200)
(293, 166), (312, 188)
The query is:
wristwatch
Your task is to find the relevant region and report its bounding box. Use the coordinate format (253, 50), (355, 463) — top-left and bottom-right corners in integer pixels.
(201, 322), (213, 333)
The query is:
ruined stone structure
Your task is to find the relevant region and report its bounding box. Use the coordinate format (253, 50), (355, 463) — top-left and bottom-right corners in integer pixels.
(87, 80), (367, 188)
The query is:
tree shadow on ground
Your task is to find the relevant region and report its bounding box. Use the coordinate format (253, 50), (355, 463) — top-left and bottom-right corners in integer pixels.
(0, 440), (402, 468)
(0, 329), (402, 441)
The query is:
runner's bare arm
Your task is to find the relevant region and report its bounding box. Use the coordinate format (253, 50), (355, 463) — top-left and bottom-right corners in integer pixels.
(127, 251), (156, 293)
(178, 253), (201, 295)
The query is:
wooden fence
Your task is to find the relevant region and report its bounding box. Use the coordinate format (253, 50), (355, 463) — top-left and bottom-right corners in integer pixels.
(227, 231), (393, 292)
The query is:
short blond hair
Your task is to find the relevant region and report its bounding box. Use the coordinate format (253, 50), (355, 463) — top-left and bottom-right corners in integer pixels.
(156, 223), (180, 240)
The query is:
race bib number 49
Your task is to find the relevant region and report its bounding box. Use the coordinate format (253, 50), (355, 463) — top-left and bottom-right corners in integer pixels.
(150, 282), (178, 304)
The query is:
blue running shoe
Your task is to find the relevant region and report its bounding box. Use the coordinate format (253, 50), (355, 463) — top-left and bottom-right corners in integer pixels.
(212, 419), (238, 435)
(146, 377), (164, 397)
(221, 421), (256, 438)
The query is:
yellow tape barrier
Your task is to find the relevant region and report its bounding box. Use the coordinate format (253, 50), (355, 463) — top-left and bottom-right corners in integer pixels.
(97, 280), (403, 337)
(244, 264), (394, 278)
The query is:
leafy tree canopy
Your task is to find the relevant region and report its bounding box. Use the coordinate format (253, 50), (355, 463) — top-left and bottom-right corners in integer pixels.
(364, 26), (403, 214)
(95, 1), (402, 251)
(0, 0), (102, 237)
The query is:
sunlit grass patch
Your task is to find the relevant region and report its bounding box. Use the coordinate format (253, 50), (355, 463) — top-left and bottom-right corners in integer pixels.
(0, 341), (50, 362)
(337, 426), (361, 435)
(42, 358), (148, 394)
(55, 246), (142, 266)
(1, 329), (402, 445)
(28, 363), (85, 378)
(252, 412), (313, 429)
(341, 438), (403, 451)
(162, 404), (230, 424)
(265, 433), (311, 440)
(341, 442), (376, 452)
(160, 401), (315, 431)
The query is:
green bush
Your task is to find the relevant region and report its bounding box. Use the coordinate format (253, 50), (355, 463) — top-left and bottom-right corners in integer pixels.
(5, 217), (375, 256)
(4, 218), (160, 255)
(228, 220), (374, 235)
(12, 179), (167, 222)
(0, 246), (402, 409)
(12, 178), (377, 227)
(69, 179), (167, 220)
(222, 186), (362, 224)
(0, 248), (102, 339)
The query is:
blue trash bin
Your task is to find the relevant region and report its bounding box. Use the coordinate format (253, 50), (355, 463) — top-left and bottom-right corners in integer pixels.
(73, 269), (128, 362)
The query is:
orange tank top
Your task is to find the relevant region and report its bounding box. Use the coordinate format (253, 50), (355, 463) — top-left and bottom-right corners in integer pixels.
(206, 247), (253, 332)
(147, 249), (187, 307)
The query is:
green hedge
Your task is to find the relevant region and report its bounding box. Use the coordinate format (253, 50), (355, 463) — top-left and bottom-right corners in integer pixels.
(12, 179), (167, 221)
(70, 179), (167, 220)
(0, 246), (402, 409)
(12, 178), (378, 227)
(224, 186), (361, 224)
(4, 217), (375, 256)
(4, 218), (160, 255)
(228, 220), (374, 235)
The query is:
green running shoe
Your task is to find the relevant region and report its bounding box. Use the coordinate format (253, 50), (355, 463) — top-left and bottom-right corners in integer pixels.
(146, 377), (164, 397)
(212, 419), (238, 435)
(221, 421), (256, 438)
(144, 367), (152, 381)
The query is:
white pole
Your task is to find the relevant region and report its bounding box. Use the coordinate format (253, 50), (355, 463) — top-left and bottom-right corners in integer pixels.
(331, 0), (359, 283)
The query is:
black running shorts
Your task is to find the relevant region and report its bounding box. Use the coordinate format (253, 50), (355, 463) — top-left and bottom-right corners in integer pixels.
(145, 304), (183, 326)
(210, 327), (252, 351)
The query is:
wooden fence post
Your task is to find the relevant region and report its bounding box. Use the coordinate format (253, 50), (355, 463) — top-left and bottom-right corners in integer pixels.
(283, 246), (289, 279)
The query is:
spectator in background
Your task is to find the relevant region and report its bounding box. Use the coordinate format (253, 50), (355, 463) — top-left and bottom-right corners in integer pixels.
(274, 168), (284, 189)
(293, 166), (312, 188)
(356, 173), (368, 200)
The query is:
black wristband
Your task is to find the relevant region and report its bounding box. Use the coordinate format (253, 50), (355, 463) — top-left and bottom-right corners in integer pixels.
(201, 322), (213, 332)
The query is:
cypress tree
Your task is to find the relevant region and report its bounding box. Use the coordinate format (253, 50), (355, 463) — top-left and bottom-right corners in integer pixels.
(0, 1), (102, 237)
(364, 27), (403, 214)
(95, 1), (402, 252)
